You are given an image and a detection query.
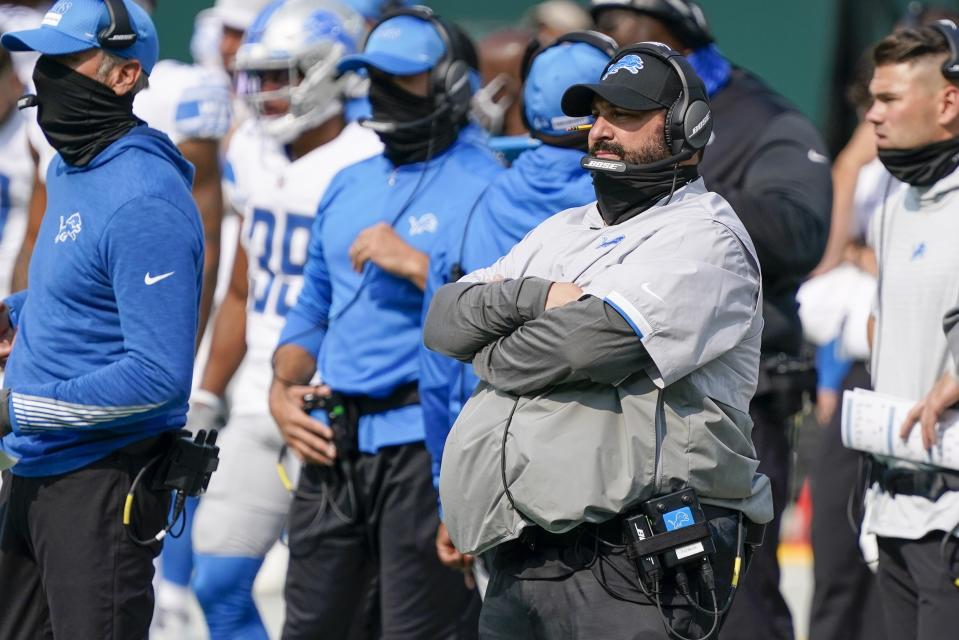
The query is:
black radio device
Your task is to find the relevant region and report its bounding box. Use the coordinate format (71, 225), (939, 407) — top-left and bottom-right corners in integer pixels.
(623, 488), (716, 573)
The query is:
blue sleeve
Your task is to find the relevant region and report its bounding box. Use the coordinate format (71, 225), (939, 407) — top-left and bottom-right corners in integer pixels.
(816, 339), (852, 393)
(4, 291), (27, 328)
(420, 240), (456, 492)
(277, 192), (332, 354)
(8, 197), (202, 434)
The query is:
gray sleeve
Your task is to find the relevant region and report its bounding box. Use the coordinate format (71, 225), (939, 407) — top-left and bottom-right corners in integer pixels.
(944, 305), (959, 374)
(471, 295), (654, 396)
(422, 277), (551, 362)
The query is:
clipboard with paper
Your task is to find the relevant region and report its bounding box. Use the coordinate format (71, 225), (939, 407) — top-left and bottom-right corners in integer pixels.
(841, 387), (959, 471)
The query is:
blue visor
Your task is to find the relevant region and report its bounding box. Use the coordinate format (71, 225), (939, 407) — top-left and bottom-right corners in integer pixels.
(337, 14), (444, 76)
(1, 0), (159, 74)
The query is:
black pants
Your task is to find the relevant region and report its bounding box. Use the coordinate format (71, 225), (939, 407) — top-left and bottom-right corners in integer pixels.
(809, 363), (887, 640)
(0, 445), (170, 640)
(876, 533), (959, 640)
(722, 398), (795, 640)
(479, 512), (746, 640)
(282, 442), (478, 640)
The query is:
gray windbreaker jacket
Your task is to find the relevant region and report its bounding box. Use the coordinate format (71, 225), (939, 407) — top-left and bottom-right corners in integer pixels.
(424, 179), (774, 555)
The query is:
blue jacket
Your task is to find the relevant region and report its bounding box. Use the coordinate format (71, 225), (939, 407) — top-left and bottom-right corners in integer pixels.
(420, 144), (596, 489)
(1, 126), (203, 477)
(278, 134), (502, 453)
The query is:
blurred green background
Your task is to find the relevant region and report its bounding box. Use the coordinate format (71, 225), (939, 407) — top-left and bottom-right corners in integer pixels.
(155, 0), (959, 147)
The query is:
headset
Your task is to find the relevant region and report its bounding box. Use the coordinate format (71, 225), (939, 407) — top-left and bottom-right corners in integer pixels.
(932, 19), (959, 79)
(601, 42), (712, 159)
(99, 0), (138, 49)
(360, 5), (472, 133)
(518, 30), (619, 134)
(590, 0), (713, 50)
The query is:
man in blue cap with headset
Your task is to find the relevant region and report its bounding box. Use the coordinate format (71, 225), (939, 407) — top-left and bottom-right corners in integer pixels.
(0, 0), (204, 638)
(420, 29), (618, 583)
(267, 6), (502, 639)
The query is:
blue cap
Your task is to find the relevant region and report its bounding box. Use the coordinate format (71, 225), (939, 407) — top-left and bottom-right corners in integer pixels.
(524, 40), (611, 137)
(341, 0), (415, 21)
(2, 0), (159, 75)
(337, 14), (445, 76)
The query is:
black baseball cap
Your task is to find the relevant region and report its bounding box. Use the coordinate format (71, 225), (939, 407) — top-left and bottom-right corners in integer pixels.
(561, 48), (682, 116)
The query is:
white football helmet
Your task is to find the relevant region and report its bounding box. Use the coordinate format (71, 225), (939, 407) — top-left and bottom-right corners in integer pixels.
(235, 0), (366, 142)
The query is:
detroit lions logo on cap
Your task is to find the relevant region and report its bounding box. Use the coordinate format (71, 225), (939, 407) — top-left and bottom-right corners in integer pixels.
(41, 0), (71, 26)
(603, 54), (644, 81)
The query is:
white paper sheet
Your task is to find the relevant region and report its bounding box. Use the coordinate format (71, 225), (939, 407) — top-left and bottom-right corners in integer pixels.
(841, 387), (959, 471)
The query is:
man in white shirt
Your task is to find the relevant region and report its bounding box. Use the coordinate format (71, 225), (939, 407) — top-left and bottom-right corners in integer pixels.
(865, 21), (959, 638)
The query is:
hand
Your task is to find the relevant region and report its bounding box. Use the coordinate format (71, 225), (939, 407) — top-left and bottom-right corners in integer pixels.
(0, 303), (15, 368)
(186, 389), (228, 433)
(545, 282), (583, 310)
(268, 381), (337, 465)
(900, 372), (959, 450)
(815, 389), (839, 427)
(436, 522), (475, 590)
(348, 222), (428, 287)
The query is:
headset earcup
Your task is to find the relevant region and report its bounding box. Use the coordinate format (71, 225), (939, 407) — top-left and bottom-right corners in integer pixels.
(683, 100), (712, 150)
(665, 95), (683, 155)
(443, 59), (472, 121)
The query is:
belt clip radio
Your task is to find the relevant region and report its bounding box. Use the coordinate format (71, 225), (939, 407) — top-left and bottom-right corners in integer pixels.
(302, 391), (356, 459)
(151, 429), (220, 497)
(623, 488), (715, 586)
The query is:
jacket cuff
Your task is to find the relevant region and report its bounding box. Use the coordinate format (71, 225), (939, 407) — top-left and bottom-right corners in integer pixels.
(514, 277), (551, 321)
(0, 389), (11, 437)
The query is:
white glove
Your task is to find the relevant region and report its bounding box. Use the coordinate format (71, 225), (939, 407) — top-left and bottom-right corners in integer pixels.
(186, 389), (228, 435)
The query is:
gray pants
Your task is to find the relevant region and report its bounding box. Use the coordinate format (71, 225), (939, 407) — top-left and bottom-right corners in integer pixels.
(479, 512), (746, 640)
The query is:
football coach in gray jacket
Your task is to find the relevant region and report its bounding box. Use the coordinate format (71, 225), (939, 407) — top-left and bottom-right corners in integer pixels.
(424, 43), (773, 640)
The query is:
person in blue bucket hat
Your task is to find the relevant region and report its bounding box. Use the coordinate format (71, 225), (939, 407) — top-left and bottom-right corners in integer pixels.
(0, 1), (204, 639)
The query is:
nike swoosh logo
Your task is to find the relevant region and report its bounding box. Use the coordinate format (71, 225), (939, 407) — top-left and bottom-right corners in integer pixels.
(807, 148), (829, 164)
(641, 282), (664, 303)
(144, 271), (175, 285)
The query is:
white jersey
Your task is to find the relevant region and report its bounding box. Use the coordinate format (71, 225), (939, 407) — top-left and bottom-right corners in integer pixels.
(0, 109), (35, 298)
(226, 119), (382, 417)
(134, 59), (232, 146)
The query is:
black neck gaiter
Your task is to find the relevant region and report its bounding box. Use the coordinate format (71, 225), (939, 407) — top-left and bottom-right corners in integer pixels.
(877, 136), (959, 187)
(591, 161), (699, 225)
(368, 78), (459, 166)
(31, 56), (141, 167)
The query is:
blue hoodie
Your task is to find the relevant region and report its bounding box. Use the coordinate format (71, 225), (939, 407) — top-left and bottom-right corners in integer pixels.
(278, 133), (503, 453)
(419, 143), (596, 490)
(1, 126), (203, 477)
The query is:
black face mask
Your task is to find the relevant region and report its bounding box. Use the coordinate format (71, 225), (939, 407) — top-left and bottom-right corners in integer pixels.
(589, 155), (700, 225)
(30, 56), (141, 167)
(877, 136), (959, 187)
(367, 77), (459, 166)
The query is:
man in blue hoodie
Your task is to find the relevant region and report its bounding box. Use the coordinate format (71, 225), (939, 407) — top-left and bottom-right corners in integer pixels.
(420, 31), (617, 578)
(268, 8), (502, 639)
(0, 1), (203, 638)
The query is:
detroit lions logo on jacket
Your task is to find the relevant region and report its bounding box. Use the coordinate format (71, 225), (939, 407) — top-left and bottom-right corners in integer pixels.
(55, 212), (82, 243)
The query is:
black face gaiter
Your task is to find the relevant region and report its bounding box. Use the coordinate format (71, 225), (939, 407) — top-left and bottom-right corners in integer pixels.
(368, 77), (459, 166)
(31, 56), (141, 167)
(591, 161), (700, 225)
(878, 136), (959, 187)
